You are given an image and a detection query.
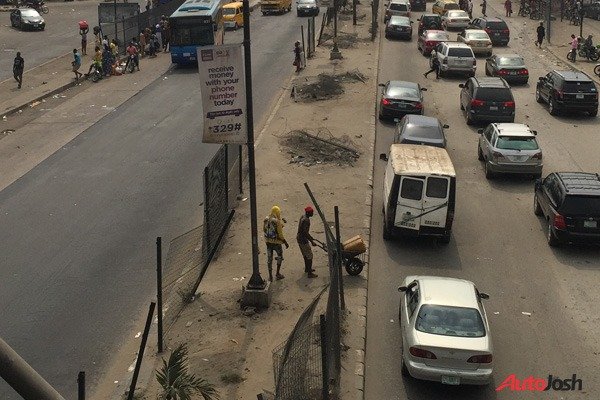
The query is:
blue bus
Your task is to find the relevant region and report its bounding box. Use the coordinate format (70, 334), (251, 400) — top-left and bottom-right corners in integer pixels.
(169, 0), (225, 65)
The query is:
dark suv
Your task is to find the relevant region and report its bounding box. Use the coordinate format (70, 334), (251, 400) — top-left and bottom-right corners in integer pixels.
(459, 77), (515, 125)
(534, 172), (600, 246)
(468, 17), (510, 45)
(417, 13), (442, 34)
(535, 70), (599, 117)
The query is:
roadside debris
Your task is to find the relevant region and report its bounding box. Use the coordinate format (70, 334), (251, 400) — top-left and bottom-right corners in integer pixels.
(291, 70), (367, 102)
(281, 128), (360, 167)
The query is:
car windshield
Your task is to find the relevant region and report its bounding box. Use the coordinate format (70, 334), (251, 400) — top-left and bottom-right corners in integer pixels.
(476, 88), (513, 101)
(560, 196), (600, 214)
(390, 3), (408, 10)
(427, 32), (448, 40)
(223, 8), (236, 14)
(416, 304), (486, 337)
(445, 3), (459, 9)
(388, 86), (419, 98)
(405, 126), (442, 139)
(497, 56), (524, 66)
(563, 81), (597, 92)
(390, 16), (409, 24)
(486, 21), (508, 29)
(448, 48), (473, 57)
(496, 136), (538, 150)
(467, 32), (489, 39)
(21, 9), (39, 17)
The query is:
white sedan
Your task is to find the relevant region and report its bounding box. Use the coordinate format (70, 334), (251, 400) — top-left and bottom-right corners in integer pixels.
(441, 10), (470, 30)
(398, 276), (493, 385)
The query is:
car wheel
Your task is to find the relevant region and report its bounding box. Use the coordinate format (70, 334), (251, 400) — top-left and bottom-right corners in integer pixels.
(466, 113), (474, 125)
(484, 161), (495, 179)
(590, 109), (598, 117)
(547, 219), (560, 246)
(478, 145), (484, 161)
(383, 216), (392, 241)
(535, 88), (544, 103)
(439, 233), (451, 244)
(485, 65), (490, 76)
(401, 358), (410, 377)
(234, 22), (239, 29)
(548, 97), (559, 115)
(460, 102), (465, 110)
(533, 193), (543, 216)
(297, 11), (301, 16)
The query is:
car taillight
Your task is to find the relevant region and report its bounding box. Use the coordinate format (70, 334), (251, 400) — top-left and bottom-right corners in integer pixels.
(484, 28), (492, 34)
(425, 40), (433, 47)
(519, 68), (529, 75)
(498, 69), (508, 75)
(467, 354), (493, 363)
(382, 98), (391, 106)
(503, 101), (515, 108)
(595, 92), (599, 100)
(443, 57), (448, 64)
(502, 29), (509, 34)
(555, 89), (564, 99)
(553, 214), (566, 229)
(531, 152), (543, 159)
(473, 59), (477, 66)
(409, 347), (437, 359)
(471, 99), (485, 107)
(414, 102), (423, 109)
(492, 150), (504, 159)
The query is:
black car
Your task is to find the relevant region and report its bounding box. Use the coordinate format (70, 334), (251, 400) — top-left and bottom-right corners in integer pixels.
(417, 13), (442, 35)
(535, 70), (598, 117)
(385, 16), (413, 40)
(296, 0), (319, 16)
(393, 114), (448, 147)
(485, 54), (529, 85)
(410, 0), (426, 12)
(468, 17), (509, 45)
(459, 77), (515, 125)
(10, 7), (45, 31)
(534, 172), (600, 246)
(379, 80), (426, 120)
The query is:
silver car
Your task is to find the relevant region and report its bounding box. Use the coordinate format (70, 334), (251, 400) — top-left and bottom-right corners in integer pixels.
(441, 10), (470, 30)
(398, 276), (493, 385)
(430, 42), (476, 77)
(477, 123), (543, 179)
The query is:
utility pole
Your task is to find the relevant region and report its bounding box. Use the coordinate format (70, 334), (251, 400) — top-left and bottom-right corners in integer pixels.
(546, 0), (552, 43)
(330, 0), (342, 59)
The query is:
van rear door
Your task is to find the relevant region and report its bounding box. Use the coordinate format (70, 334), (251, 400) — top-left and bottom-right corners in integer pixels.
(421, 176), (450, 228)
(395, 177), (425, 231)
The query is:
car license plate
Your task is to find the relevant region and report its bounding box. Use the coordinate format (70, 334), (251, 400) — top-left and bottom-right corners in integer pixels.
(584, 220), (597, 228)
(442, 376), (460, 385)
(33, 24), (38, 27)
(510, 71), (517, 75)
(576, 94), (584, 99)
(490, 106), (498, 110)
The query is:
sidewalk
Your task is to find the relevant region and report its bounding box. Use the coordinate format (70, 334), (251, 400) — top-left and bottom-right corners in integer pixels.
(136, 7), (378, 400)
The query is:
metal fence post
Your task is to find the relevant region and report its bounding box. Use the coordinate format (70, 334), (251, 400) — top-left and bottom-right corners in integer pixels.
(301, 25), (307, 67)
(333, 206), (345, 311)
(156, 237), (163, 353)
(127, 302), (156, 400)
(77, 371), (85, 400)
(319, 314), (329, 400)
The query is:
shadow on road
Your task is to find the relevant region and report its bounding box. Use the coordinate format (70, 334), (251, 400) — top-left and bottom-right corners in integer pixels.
(402, 375), (498, 400)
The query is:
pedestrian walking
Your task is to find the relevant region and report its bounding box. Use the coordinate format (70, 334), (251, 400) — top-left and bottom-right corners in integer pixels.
(423, 50), (440, 79)
(481, 0), (487, 16)
(80, 27), (88, 56)
(570, 33), (579, 61)
(297, 206), (318, 278)
(535, 21), (545, 47)
(13, 52), (24, 89)
(467, 0), (473, 18)
(155, 23), (163, 51)
(293, 41), (303, 73)
(504, 0), (512, 16)
(263, 205), (289, 282)
(72, 48), (83, 80)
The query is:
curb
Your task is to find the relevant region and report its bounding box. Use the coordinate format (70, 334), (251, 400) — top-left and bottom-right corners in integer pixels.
(2, 80), (80, 117)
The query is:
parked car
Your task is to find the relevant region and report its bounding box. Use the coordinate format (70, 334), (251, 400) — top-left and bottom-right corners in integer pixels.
(430, 42), (476, 77)
(417, 13), (442, 35)
(385, 0), (411, 22)
(459, 77), (515, 125)
(477, 123), (542, 179)
(222, 2), (244, 29)
(432, 0), (459, 15)
(484, 54), (528, 84)
(441, 10), (470, 30)
(535, 70), (598, 117)
(409, 0), (427, 12)
(379, 80), (426, 119)
(398, 276), (493, 385)
(457, 29), (492, 56)
(385, 16), (413, 40)
(468, 17), (509, 46)
(534, 172), (600, 246)
(296, 0), (319, 16)
(417, 30), (449, 55)
(10, 8), (45, 31)
(394, 114), (449, 148)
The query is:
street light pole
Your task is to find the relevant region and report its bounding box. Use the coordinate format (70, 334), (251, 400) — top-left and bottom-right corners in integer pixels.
(242, 0), (265, 290)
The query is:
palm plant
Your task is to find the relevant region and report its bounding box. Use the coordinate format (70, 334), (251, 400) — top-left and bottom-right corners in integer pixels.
(156, 343), (219, 400)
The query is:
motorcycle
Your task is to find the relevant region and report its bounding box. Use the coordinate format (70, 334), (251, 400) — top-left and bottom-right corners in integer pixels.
(594, 62), (600, 77)
(88, 63), (102, 83)
(125, 54), (137, 73)
(568, 44), (600, 61)
(24, 0), (49, 14)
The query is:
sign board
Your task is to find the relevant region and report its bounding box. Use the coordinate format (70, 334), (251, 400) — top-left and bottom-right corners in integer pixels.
(198, 44), (247, 144)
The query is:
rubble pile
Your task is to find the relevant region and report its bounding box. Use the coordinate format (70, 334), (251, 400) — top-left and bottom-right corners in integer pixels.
(280, 129), (360, 167)
(292, 70), (367, 102)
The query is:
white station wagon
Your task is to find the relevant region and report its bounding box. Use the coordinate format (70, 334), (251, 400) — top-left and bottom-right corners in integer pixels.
(398, 276), (493, 385)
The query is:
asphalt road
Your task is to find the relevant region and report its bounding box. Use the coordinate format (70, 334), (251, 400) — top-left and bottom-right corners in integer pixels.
(0, 0), (141, 81)
(365, 6), (600, 400)
(0, 10), (308, 399)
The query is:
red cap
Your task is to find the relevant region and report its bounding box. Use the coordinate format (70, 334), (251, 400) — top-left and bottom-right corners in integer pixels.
(305, 206), (314, 213)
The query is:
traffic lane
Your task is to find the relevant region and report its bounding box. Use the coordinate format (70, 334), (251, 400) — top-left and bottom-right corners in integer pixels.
(366, 17), (600, 400)
(0, 11), (302, 400)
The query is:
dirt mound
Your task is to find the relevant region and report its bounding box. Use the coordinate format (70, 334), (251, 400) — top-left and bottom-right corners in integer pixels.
(280, 129), (360, 167)
(292, 70), (367, 102)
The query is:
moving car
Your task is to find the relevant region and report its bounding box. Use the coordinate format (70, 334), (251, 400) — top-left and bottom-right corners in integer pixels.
(222, 2), (244, 29)
(430, 42), (476, 77)
(431, 0), (459, 15)
(441, 10), (470, 30)
(409, 0), (427, 12)
(384, 0), (411, 22)
(417, 30), (449, 55)
(417, 13), (442, 35)
(394, 115), (449, 148)
(398, 276), (493, 385)
(467, 17), (510, 46)
(385, 16), (413, 40)
(260, 0), (292, 15)
(379, 80), (426, 119)
(380, 144), (456, 243)
(10, 7), (45, 31)
(534, 172), (600, 246)
(535, 70), (598, 117)
(477, 123), (542, 179)
(459, 77), (515, 125)
(457, 29), (492, 56)
(296, 0), (319, 16)
(485, 54), (528, 84)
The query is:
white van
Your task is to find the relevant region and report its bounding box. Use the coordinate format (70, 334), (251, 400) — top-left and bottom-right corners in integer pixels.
(380, 144), (456, 243)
